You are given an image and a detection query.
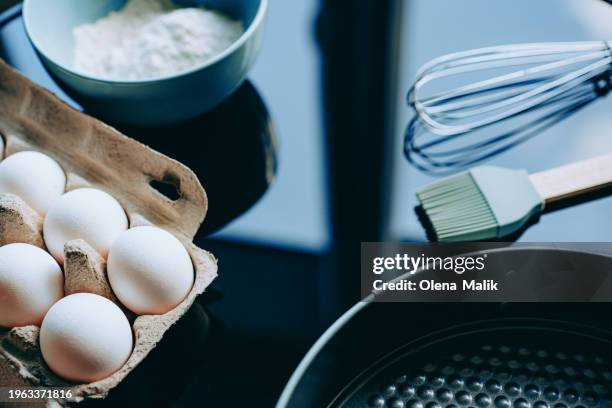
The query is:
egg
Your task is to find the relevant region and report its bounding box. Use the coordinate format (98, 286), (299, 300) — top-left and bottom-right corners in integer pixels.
(107, 226), (194, 315)
(0, 151), (66, 215)
(40, 293), (133, 382)
(43, 188), (128, 263)
(0, 243), (63, 327)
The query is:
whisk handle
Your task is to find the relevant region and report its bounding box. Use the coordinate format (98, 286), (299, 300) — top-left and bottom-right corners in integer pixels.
(529, 154), (612, 205)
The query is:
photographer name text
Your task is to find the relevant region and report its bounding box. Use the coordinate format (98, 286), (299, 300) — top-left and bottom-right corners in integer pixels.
(372, 279), (499, 292)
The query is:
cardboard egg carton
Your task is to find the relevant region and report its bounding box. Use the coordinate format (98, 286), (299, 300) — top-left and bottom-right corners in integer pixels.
(0, 60), (218, 406)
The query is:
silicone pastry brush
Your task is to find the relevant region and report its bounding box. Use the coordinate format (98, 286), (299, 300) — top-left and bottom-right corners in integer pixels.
(416, 154), (612, 241)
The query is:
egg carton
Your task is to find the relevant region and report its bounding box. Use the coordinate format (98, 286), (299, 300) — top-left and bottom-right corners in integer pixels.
(0, 60), (218, 406)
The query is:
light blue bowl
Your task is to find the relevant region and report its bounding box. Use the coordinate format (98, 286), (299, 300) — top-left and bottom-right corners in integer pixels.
(22, 0), (267, 125)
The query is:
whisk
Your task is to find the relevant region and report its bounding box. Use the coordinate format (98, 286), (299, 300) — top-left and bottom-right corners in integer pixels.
(405, 41), (612, 174)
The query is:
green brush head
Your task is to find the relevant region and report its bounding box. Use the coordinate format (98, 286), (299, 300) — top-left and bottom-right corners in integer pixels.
(416, 166), (544, 241)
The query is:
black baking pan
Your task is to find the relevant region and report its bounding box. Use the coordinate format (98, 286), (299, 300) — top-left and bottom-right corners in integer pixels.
(278, 247), (612, 407)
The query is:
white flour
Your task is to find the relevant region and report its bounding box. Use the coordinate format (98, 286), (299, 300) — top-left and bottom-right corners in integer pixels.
(73, 0), (244, 80)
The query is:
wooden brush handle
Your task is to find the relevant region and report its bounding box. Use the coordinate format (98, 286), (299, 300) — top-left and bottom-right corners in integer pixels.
(529, 154), (612, 205)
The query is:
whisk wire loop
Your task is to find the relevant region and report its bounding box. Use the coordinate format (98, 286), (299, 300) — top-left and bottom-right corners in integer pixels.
(405, 41), (612, 174)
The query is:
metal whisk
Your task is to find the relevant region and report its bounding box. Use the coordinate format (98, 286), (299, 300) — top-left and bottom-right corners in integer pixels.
(405, 41), (612, 174)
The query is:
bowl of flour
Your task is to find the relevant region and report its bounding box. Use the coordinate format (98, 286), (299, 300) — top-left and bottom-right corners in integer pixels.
(22, 0), (267, 125)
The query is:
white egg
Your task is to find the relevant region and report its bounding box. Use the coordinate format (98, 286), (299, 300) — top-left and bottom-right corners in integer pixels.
(0, 151), (66, 215)
(43, 188), (128, 263)
(107, 226), (194, 315)
(0, 243), (63, 327)
(40, 293), (133, 383)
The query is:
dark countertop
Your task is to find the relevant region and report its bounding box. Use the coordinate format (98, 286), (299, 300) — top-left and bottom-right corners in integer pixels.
(4, 1), (612, 406)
